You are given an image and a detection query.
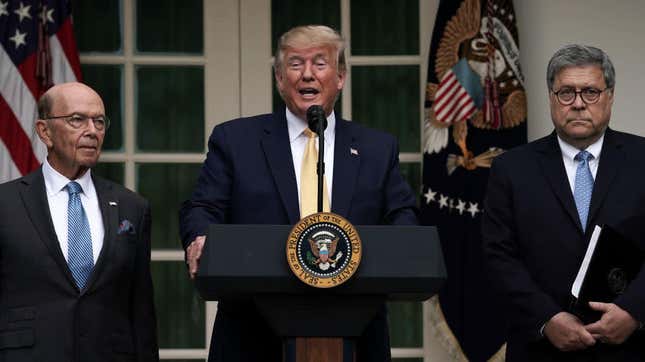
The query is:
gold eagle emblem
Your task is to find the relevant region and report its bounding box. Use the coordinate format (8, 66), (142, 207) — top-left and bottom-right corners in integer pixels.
(424, 0), (527, 173)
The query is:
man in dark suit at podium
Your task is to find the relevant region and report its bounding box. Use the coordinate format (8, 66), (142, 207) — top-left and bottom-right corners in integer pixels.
(482, 44), (645, 361)
(179, 25), (418, 361)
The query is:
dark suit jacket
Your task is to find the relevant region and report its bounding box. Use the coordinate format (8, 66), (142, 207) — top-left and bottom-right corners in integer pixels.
(179, 111), (418, 362)
(0, 168), (158, 362)
(482, 129), (645, 362)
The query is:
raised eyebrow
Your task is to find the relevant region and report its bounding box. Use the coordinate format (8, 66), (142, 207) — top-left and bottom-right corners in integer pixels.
(287, 55), (305, 64)
(313, 54), (329, 63)
(72, 113), (106, 119)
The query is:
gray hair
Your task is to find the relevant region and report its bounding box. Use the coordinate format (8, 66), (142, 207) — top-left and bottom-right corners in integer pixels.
(273, 25), (346, 75)
(546, 44), (615, 90)
(37, 92), (53, 119)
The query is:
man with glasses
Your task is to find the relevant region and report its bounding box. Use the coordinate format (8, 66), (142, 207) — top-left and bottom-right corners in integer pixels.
(0, 82), (159, 361)
(482, 44), (645, 361)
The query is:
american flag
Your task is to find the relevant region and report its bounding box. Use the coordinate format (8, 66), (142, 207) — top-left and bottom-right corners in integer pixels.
(0, 0), (81, 183)
(432, 58), (483, 125)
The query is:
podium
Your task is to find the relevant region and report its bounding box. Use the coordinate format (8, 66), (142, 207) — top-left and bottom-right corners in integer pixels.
(196, 224), (446, 361)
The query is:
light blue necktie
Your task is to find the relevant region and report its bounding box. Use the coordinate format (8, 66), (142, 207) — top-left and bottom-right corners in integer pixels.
(67, 181), (94, 289)
(573, 151), (594, 232)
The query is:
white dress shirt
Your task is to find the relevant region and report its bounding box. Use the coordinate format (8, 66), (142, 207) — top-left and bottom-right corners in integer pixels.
(558, 133), (604, 194)
(286, 107), (335, 206)
(539, 134), (604, 337)
(559, 135), (645, 331)
(43, 159), (104, 263)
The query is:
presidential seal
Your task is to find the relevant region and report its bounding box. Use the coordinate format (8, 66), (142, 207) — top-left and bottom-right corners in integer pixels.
(607, 267), (628, 295)
(286, 212), (362, 288)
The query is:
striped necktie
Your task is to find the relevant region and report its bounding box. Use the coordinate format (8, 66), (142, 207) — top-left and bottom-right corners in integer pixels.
(573, 150), (594, 232)
(66, 181), (94, 289)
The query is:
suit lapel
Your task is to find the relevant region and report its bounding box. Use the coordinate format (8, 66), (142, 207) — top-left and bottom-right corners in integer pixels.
(331, 119), (360, 217)
(261, 112), (300, 224)
(535, 134), (584, 232)
(19, 168), (77, 287)
(84, 175), (118, 293)
(587, 129), (623, 228)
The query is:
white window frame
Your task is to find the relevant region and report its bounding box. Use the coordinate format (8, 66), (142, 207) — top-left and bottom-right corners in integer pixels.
(80, 0), (441, 360)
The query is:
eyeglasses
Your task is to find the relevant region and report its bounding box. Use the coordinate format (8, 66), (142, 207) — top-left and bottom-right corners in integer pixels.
(44, 113), (110, 131)
(551, 87), (611, 106)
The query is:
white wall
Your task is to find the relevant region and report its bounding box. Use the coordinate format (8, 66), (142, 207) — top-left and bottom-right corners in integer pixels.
(515, 0), (645, 141)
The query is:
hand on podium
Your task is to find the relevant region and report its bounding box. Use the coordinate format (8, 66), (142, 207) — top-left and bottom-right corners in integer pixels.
(544, 311), (595, 351)
(584, 302), (639, 344)
(187, 235), (206, 279)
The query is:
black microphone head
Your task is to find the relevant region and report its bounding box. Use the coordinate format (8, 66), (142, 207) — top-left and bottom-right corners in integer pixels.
(306, 105), (327, 134)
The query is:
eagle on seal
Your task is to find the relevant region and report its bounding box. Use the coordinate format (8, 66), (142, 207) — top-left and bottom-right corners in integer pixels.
(309, 236), (341, 271)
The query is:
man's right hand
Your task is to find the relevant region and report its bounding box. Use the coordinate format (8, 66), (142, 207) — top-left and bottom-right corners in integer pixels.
(186, 235), (206, 280)
(543, 311), (596, 351)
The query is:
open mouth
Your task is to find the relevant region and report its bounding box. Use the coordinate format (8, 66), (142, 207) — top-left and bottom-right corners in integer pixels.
(299, 88), (320, 96)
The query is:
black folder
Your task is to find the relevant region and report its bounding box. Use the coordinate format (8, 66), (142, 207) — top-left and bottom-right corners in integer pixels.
(570, 225), (645, 322)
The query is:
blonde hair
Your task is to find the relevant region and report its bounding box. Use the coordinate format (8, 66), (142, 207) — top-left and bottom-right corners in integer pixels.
(273, 25), (346, 74)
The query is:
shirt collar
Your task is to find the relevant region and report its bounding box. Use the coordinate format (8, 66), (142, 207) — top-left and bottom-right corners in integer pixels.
(285, 107), (335, 145)
(43, 158), (93, 197)
(557, 132), (605, 162)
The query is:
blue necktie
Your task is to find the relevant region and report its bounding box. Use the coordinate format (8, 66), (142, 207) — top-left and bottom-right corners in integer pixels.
(573, 151), (594, 232)
(67, 181), (94, 289)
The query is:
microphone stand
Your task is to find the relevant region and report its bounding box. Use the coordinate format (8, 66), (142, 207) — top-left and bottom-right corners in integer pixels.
(316, 118), (325, 213)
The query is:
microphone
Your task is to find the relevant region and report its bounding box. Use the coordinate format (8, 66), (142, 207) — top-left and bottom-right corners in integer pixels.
(306, 105), (327, 135)
(306, 105), (327, 213)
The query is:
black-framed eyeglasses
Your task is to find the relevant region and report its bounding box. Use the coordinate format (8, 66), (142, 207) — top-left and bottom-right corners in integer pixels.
(44, 113), (110, 131)
(551, 87), (611, 106)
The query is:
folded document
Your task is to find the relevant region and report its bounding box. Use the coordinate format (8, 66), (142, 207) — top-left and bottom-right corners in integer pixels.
(570, 225), (644, 322)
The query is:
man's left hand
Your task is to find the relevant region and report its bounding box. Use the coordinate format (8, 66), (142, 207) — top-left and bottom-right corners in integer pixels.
(584, 302), (639, 344)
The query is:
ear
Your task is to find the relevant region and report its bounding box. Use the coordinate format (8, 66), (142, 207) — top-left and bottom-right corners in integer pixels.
(336, 70), (346, 91)
(274, 67), (285, 94)
(548, 90), (558, 107)
(35, 119), (54, 148)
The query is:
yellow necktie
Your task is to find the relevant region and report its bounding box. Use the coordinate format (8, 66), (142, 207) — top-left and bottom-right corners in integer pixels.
(300, 128), (330, 217)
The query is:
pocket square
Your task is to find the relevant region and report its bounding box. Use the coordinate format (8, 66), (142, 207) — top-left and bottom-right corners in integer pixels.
(118, 220), (136, 235)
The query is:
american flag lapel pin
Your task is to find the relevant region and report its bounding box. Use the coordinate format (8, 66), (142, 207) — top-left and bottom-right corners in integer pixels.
(350, 148), (359, 156)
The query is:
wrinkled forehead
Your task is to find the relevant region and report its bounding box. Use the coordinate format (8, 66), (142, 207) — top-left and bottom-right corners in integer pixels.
(50, 86), (105, 115)
(554, 64), (605, 86)
(284, 45), (336, 62)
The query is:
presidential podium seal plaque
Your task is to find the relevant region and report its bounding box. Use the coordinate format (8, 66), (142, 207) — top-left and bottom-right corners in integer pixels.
(286, 212), (362, 288)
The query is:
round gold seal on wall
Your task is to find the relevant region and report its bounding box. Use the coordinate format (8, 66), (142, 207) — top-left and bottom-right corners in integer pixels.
(286, 212), (362, 288)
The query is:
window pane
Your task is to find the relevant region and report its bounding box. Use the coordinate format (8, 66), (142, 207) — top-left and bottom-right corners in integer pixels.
(152, 261), (205, 348)
(271, 0), (341, 52)
(350, 0), (419, 55)
(93, 162), (124, 186)
(351, 66), (420, 152)
(388, 301), (422, 348)
(82, 64), (123, 151)
(73, 0), (121, 53)
(136, 66), (204, 152)
(136, 0), (203, 53)
(137, 163), (201, 249)
(400, 162), (421, 201)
